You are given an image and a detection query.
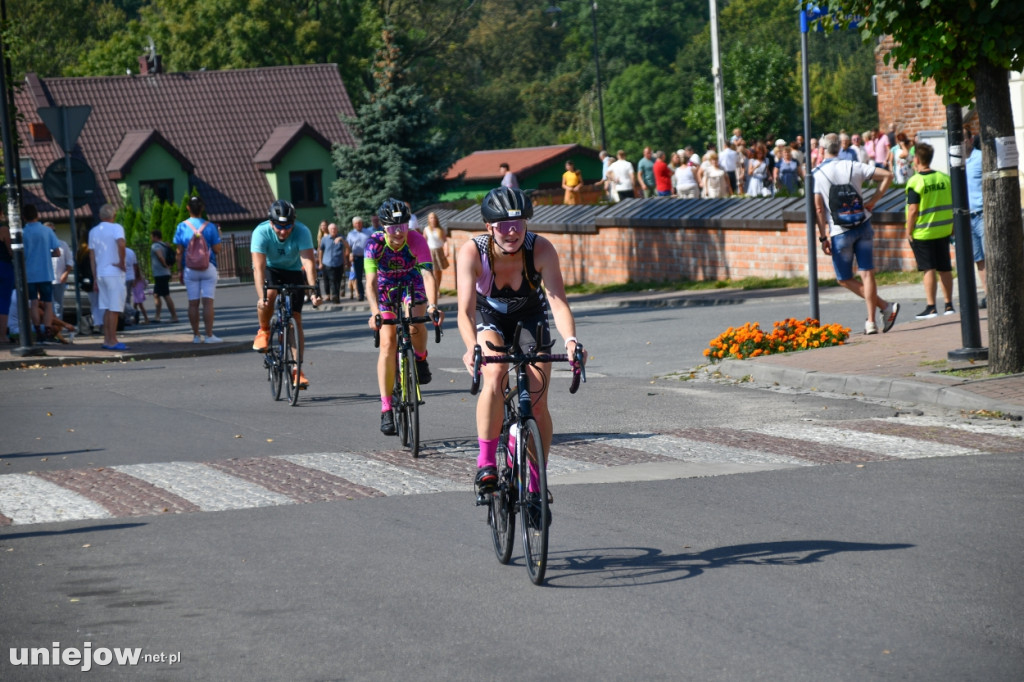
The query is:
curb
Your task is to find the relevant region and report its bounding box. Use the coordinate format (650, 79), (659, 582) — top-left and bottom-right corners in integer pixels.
(717, 358), (1024, 417)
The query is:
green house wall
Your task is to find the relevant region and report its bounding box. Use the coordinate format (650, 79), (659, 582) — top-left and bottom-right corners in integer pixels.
(117, 144), (190, 209)
(262, 136), (335, 227)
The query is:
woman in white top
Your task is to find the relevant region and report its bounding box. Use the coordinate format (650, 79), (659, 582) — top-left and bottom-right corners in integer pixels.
(673, 153), (702, 199)
(701, 152), (732, 198)
(423, 212), (451, 299)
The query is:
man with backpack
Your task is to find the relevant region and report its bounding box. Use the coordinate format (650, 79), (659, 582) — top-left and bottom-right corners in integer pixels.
(173, 195), (222, 343)
(813, 132), (900, 335)
(150, 230), (179, 324)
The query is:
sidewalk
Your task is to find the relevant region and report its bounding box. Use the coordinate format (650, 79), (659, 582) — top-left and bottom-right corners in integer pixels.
(2, 287), (1021, 417)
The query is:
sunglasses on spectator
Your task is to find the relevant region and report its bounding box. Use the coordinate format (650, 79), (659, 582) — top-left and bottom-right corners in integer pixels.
(385, 222), (409, 236)
(492, 219), (525, 236)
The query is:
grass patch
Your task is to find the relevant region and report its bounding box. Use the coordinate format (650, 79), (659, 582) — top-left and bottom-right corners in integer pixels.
(938, 366), (1013, 380)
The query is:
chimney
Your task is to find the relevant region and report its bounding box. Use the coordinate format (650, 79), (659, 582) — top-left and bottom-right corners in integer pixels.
(138, 53), (162, 75)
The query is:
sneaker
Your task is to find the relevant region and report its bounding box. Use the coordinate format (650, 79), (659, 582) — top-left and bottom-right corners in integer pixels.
(192, 335), (202, 344)
(915, 305), (938, 320)
(291, 369), (309, 388)
(864, 320), (878, 335)
(252, 328), (270, 352)
(526, 492), (552, 529)
(416, 358), (432, 385)
(204, 334), (223, 344)
(882, 301), (900, 333)
(943, 302), (955, 316)
(475, 465), (498, 494)
(380, 409), (397, 435)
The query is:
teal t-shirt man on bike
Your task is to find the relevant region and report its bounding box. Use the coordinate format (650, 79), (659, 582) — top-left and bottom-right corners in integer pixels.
(250, 200), (322, 388)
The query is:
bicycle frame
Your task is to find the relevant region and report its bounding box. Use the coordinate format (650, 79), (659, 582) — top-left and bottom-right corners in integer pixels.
(262, 282), (315, 405)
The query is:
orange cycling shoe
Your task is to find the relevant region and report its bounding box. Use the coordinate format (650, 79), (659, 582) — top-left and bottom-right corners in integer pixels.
(292, 369), (310, 388)
(253, 328), (270, 352)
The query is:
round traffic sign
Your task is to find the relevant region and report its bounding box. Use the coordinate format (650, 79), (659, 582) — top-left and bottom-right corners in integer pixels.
(42, 157), (97, 208)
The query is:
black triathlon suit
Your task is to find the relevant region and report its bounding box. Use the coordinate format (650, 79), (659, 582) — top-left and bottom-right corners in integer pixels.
(474, 232), (550, 350)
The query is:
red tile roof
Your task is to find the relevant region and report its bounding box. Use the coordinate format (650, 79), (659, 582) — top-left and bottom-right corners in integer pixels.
(445, 144), (593, 182)
(15, 64), (356, 226)
(106, 129), (193, 180)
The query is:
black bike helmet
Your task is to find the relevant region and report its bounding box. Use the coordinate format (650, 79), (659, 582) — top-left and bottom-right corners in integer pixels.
(377, 198), (411, 226)
(268, 199), (296, 225)
(481, 186), (533, 223)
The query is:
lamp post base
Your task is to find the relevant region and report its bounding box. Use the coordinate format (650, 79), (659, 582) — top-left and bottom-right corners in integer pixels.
(948, 347), (989, 362)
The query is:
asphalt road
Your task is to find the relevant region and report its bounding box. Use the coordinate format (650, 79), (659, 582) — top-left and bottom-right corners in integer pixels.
(1, 285), (1022, 680)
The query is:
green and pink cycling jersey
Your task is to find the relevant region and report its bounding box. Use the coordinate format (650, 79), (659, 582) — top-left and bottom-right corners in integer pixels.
(364, 229), (433, 311)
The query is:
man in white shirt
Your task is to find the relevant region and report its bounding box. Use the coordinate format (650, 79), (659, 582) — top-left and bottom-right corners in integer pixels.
(720, 143), (740, 196)
(88, 204), (128, 350)
(607, 150), (636, 202)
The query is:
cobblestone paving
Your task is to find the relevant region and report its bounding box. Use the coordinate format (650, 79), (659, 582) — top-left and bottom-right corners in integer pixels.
(1, 417), (1020, 527)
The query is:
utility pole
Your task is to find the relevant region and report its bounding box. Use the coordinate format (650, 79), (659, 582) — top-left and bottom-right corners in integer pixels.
(709, 0), (726, 153)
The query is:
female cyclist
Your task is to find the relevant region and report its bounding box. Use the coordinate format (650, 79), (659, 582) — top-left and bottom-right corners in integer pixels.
(366, 198), (441, 435)
(456, 187), (586, 514)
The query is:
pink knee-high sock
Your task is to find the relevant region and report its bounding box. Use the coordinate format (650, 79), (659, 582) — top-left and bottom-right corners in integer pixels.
(477, 438), (498, 468)
(528, 459), (539, 493)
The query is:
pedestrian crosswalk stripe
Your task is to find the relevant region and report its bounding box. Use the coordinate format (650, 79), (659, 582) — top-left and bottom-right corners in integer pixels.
(112, 461), (293, 511)
(281, 452), (462, 496)
(0, 473), (112, 525)
(752, 423), (977, 459)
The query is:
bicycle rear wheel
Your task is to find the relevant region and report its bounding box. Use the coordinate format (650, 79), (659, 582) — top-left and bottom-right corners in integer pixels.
(518, 418), (548, 585)
(406, 348), (420, 457)
(284, 320), (300, 406)
(489, 434), (515, 564)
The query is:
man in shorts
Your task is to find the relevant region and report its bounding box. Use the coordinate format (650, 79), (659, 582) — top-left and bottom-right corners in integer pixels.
(251, 200), (322, 387)
(150, 230), (179, 323)
(21, 204), (60, 341)
(88, 204), (129, 350)
(905, 143), (955, 319)
(813, 132), (900, 335)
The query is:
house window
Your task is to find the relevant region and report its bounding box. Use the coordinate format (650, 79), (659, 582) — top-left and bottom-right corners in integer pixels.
(19, 157), (41, 183)
(140, 179), (174, 203)
(290, 170), (323, 207)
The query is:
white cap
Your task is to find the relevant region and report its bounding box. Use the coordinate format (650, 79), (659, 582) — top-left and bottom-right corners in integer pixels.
(689, 154), (701, 165)
(775, 138), (787, 147)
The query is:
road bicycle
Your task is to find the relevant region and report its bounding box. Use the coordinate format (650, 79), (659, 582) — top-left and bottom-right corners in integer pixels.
(471, 322), (585, 585)
(373, 286), (442, 457)
(263, 282), (316, 406)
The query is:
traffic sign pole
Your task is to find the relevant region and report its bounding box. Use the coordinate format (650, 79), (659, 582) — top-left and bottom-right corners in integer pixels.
(62, 108), (85, 334)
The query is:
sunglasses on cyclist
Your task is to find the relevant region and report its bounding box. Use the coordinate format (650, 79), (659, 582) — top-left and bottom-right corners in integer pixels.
(385, 222), (409, 236)
(492, 219), (525, 236)
(272, 222), (294, 232)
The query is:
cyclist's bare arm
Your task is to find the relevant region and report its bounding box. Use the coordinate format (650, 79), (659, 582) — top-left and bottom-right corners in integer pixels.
(252, 252), (270, 309)
(298, 248), (322, 307)
(533, 236), (584, 360)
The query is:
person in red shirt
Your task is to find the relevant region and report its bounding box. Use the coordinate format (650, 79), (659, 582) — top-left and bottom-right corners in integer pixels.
(653, 150), (673, 197)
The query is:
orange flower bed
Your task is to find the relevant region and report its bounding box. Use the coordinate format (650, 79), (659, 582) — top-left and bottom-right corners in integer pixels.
(703, 317), (850, 362)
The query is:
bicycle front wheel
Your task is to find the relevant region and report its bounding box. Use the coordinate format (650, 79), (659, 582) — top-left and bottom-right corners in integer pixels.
(518, 418), (549, 585)
(394, 357), (409, 446)
(406, 348), (420, 457)
(284, 320), (300, 406)
(489, 434), (515, 564)
(270, 324), (284, 401)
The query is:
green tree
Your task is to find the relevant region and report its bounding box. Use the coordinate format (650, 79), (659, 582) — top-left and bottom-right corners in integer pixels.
(811, 0), (1024, 374)
(686, 42), (799, 144)
(330, 31), (456, 221)
(603, 62), (687, 155)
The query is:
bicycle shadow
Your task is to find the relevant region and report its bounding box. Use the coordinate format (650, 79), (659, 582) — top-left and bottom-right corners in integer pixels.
(541, 539), (914, 588)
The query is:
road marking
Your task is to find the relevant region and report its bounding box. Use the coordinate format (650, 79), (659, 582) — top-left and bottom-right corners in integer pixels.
(0, 474), (112, 525)
(112, 462), (293, 511)
(1, 419), (1020, 527)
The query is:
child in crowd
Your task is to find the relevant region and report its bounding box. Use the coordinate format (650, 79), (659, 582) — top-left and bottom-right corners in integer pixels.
(348, 263), (357, 299)
(132, 262), (150, 324)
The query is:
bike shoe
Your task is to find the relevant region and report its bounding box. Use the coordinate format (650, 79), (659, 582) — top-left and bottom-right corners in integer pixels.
(526, 492), (552, 530)
(253, 328), (270, 352)
(416, 358), (432, 385)
(380, 409), (397, 436)
(475, 465), (498, 494)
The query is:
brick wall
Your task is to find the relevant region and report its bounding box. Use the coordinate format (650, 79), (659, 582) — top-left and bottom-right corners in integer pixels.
(449, 219), (918, 286)
(875, 36), (948, 138)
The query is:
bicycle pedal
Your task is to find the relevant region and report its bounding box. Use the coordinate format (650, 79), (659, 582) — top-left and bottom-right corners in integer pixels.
(475, 493), (491, 506)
